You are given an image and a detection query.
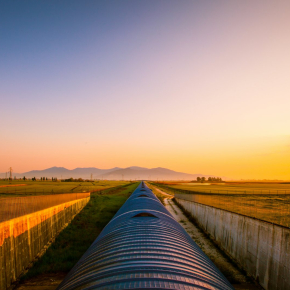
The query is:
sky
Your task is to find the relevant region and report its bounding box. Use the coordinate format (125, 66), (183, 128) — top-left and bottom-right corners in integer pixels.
(0, 0), (290, 180)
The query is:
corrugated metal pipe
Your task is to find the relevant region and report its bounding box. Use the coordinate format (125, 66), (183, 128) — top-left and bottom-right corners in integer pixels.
(57, 181), (234, 290)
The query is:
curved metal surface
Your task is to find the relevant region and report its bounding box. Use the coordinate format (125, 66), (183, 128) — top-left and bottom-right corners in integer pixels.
(57, 182), (234, 290)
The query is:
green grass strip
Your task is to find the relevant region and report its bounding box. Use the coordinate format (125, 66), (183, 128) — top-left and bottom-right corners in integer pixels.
(21, 182), (139, 280)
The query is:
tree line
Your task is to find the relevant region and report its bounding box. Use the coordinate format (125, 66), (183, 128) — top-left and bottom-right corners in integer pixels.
(196, 177), (223, 183)
(63, 178), (94, 182)
(18, 177), (94, 182)
(22, 176), (58, 181)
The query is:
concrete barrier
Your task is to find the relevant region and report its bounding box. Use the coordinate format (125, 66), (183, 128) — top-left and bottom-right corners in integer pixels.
(175, 197), (290, 290)
(0, 196), (90, 290)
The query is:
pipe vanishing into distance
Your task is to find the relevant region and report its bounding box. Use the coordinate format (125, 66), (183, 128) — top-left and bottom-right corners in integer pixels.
(57, 182), (234, 290)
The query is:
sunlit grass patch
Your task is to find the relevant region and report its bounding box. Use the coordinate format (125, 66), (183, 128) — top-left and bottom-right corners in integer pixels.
(0, 180), (129, 197)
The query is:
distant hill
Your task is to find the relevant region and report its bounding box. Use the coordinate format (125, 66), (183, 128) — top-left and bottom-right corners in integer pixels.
(0, 166), (220, 180)
(99, 167), (211, 180)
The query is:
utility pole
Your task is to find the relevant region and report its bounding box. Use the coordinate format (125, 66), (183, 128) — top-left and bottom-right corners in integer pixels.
(9, 167), (13, 182)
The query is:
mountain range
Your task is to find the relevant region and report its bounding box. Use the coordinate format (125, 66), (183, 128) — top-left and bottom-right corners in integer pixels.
(0, 166), (221, 181)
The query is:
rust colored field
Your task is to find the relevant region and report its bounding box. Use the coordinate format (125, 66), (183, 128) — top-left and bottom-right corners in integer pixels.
(0, 192), (90, 223)
(0, 184), (27, 188)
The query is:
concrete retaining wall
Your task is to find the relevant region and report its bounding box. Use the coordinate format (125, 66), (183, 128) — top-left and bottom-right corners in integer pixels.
(0, 196), (90, 290)
(175, 197), (290, 290)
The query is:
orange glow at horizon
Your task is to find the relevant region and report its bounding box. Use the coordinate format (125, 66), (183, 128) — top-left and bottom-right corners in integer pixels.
(1, 134), (289, 180)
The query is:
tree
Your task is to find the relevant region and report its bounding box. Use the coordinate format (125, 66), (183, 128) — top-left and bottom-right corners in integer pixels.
(197, 177), (201, 182)
(201, 177), (206, 183)
(208, 177), (212, 182)
(23, 176), (26, 180)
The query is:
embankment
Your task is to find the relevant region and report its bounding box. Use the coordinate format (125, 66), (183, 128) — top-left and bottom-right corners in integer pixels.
(175, 197), (290, 290)
(0, 195), (90, 290)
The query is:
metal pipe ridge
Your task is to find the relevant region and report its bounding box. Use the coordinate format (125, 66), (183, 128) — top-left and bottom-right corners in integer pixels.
(57, 182), (234, 290)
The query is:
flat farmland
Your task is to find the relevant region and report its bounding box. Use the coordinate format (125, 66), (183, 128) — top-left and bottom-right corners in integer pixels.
(164, 181), (290, 194)
(0, 180), (132, 222)
(154, 182), (290, 227)
(0, 180), (129, 197)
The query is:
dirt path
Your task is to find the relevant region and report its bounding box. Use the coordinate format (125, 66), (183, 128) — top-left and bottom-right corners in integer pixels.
(155, 187), (261, 290)
(154, 187), (173, 197)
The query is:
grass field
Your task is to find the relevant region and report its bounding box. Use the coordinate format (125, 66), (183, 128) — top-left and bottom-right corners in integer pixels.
(0, 180), (130, 197)
(159, 181), (290, 194)
(21, 182), (139, 280)
(146, 182), (165, 204)
(152, 182), (290, 228)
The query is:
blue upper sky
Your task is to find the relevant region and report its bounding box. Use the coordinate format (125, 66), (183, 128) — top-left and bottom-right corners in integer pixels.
(1, 1), (290, 179)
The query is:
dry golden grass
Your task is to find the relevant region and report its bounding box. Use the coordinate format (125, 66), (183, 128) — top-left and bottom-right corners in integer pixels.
(152, 182), (290, 228)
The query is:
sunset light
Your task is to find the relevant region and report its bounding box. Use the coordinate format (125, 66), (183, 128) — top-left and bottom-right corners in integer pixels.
(1, 1), (290, 179)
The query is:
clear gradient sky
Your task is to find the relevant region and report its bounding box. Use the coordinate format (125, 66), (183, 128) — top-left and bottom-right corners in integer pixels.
(1, 1), (290, 179)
